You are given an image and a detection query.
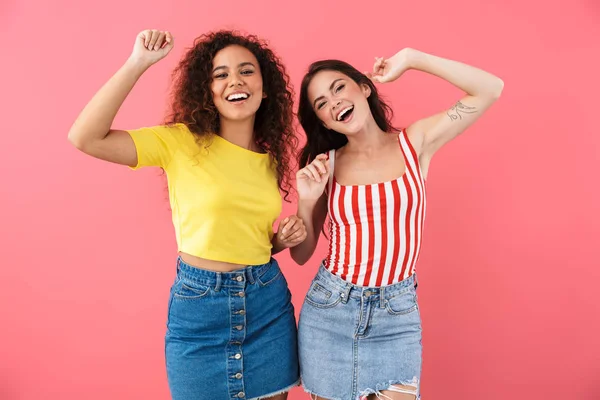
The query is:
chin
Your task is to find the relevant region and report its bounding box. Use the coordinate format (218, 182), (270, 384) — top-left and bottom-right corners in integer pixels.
(218, 106), (260, 121)
(335, 118), (364, 136)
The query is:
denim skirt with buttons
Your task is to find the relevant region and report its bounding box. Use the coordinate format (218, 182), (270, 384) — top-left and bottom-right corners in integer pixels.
(298, 264), (422, 400)
(165, 256), (299, 400)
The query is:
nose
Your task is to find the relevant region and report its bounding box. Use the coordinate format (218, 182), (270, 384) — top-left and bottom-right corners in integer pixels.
(332, 99), (342, 110)
(228, 73), (244, 87)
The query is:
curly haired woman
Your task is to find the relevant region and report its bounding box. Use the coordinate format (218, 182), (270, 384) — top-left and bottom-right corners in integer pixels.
(68, 29), (304, 400)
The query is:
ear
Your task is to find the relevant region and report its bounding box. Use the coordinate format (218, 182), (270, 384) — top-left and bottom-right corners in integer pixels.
(361, 83), (372, 98)
(262, 92), (267, 99)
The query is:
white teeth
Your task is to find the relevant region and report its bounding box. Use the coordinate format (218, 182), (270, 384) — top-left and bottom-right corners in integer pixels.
(227, 93), (249, 101)
(337, 106), (353, 121)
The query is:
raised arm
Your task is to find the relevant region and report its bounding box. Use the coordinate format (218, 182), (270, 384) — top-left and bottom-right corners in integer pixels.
(369, 48), (504, 168)
(67, 30), (174, 166)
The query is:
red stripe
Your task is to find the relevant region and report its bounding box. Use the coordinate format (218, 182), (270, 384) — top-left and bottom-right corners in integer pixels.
(375, 183), (388, 286)
(338, 185), (351, 280)
(331, 183), (342, 275)
(401, 130), (423, 277)
(350, 187), (363, 284)
(409, 175), (421, 277)
(364, 185), (376, 285)
(397, 174), (413, 280)
(415, 175), (426, 272)
(387, 180), (401, 285)
(403, 129), (422, 176)
(325, 181), (336, 269)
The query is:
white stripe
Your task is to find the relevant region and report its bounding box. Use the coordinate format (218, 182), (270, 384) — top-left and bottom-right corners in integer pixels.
(413, 166), (426, 272)
(367, 185), (383, 287)
(401, 133), (425, 277)
(331, 184), (343, 275)
(343, 186), (356, 280)
(355, 185), (368, 286)
(393, 181), (409, 283)
(403, 168), (418, 280)
(380, 181), (396, 285)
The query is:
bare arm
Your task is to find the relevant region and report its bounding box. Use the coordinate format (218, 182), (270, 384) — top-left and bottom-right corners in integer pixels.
(404, 49), (504, 160)
(369, 48), (503, 168)
(290, 154), (330, 265)
(67, 30), (174, 166)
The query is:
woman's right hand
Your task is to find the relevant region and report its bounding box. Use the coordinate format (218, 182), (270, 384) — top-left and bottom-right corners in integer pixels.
(296, 154), (330, 201)
(129, 29), (174, 68)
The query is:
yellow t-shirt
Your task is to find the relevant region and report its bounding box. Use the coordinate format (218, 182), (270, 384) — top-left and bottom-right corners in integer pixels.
(127, 123), (282, 265)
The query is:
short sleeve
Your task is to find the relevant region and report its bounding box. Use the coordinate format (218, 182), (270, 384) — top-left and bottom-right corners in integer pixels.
(126, 124), (186, 169)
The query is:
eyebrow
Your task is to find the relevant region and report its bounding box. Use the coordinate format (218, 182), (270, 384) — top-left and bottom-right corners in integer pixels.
(212, 62), (256, 73)
(312, 78), (344, 108)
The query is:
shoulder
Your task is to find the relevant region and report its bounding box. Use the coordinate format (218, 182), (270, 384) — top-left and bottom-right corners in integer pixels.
(403, 125), (426, 157)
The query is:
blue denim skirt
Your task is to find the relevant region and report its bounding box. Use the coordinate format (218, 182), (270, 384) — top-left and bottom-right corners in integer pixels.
(298, 265), (422, 400)
(165, 257), (300, 400)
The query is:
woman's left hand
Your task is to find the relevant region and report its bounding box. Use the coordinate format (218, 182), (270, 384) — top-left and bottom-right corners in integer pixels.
(275, 215), (307, 249)
(366, 48), (414, 83)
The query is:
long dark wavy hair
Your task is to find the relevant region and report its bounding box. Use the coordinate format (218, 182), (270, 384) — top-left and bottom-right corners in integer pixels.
(165, 30), (297, 200)
(297, 60), (399, 167)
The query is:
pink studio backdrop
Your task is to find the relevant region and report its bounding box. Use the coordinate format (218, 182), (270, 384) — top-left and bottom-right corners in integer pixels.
(1, 0), (599, 399)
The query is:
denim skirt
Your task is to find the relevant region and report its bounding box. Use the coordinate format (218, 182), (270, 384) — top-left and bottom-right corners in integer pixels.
(165, 256), (299, 400)
(298, 264), (422, 400)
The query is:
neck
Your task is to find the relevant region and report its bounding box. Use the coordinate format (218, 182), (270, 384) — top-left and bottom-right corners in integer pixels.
(344, 117), (388, 154)
(219, 116), (257, 151)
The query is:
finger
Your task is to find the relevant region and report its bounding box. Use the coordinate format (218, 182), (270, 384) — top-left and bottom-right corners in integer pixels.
(312, 159), (327, 175)
(297, 169), (316, 181)
(315, 153), (328, 161)
(373, 57), (384, 74)
(281, 219), (300, 239)
(148, 29), (160, 50)
(288, 227), (306, 241)
(154, 31), (166, 50)
(315, 154), (330, 172)
(305, 164), (321, 182)
(140, 30), (151, 47)
(163, 31), (174, 48)
(370, 74), (386, 84)
(289, 230), (308, 244)
(279, 216), (290, 230)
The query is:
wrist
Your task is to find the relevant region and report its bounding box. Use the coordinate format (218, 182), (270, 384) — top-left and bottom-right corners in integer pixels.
(124, 56), (152, 75)
(404, 48), (428, 71)
(297, 198), (319, 211)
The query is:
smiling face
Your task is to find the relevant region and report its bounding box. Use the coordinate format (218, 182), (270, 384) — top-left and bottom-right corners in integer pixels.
(307, 70), (372, 136)
(210, 45), (265, 122)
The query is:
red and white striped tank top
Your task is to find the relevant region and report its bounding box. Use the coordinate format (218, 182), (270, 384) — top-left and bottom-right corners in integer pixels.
(324, 129), (427, 287)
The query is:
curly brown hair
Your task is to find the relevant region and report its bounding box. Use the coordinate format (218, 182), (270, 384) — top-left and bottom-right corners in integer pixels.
(165, 30), (297, 200)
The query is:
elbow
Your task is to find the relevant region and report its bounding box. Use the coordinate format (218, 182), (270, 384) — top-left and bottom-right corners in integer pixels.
(67, 125), (90, 151)
(67, 130), (84, 150)
(290, 251), (309, 266)
(490, 77), (504, 100)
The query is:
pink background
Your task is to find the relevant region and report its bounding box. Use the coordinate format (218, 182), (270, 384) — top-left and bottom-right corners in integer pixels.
(1, 0), (599, 399)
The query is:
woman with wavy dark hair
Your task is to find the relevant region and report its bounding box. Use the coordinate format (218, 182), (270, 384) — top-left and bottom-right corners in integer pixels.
(291, 51), (503, 400)
(68, 29), (303, 400)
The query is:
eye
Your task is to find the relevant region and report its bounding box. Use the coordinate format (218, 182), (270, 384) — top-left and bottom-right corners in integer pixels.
(334, 84), (345, 93)
(317, 101), (326, 110)
(214, 73), (227, 79)
(241, 69), (254, 75)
